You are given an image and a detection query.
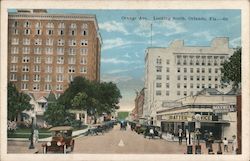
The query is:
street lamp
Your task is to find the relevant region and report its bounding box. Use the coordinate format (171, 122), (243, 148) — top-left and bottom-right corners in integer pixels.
(29, 113), (35, 149)
(186, 116), (193, 154)
(194, 114), (201, 154)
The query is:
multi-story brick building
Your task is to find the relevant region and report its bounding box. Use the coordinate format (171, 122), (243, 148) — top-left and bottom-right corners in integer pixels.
(143, 37), (234, 125)
(8, 9), (101, 120)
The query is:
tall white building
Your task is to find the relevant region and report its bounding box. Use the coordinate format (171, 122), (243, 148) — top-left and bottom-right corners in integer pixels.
(143, 37), (235, 124)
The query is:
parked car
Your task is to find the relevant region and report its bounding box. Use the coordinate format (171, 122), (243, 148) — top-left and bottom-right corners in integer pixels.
(144, 125), (162, 139)
(42, 126), (75, 154)
(86, 124), (104, 135)
(135, 124), (147, 134)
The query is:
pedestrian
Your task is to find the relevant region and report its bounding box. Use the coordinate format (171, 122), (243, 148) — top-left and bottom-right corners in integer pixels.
(149, 128), (154, 139)
(208, 132), (214, 154)
(34, 129), (39, 143)
(204, 130), (209, 148)
(222, 137), (229, 152)
(178, 128), (183, 145)
(232, 135), (238, 154)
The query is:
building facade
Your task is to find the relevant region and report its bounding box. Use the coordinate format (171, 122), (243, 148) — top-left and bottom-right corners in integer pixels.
(156, 88), (237, 141)
(131, 88), (145, 121)
(8, 9), (102, 122)
(143, 37), (234, 124)
(8, 9), (101, 99)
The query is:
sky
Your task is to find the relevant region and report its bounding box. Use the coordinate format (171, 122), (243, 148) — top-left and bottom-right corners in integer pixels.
(12, 9), (241, 111)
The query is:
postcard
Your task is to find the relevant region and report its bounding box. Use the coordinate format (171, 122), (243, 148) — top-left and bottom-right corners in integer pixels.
(0, 0), (249, 161)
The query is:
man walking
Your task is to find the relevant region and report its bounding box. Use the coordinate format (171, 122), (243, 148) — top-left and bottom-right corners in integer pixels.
(178, 128), (183, 145)
(223, 137), (229, 152)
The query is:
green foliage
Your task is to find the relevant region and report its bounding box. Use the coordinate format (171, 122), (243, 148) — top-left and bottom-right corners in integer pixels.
(59, 76), (122, 117)
(221, 48), (241, 89)
(44, 103), (69, 127)
(8, 82), (32, 120)
(117, 111), (129, 120)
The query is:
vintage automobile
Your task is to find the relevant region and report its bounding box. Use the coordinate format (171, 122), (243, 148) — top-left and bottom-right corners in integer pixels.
(143, 125), (163, 139)
(42, 126), (75, 154)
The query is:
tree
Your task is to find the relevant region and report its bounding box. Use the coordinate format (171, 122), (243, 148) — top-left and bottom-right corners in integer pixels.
(44, 103), (69, 126)
(8, 82), (32, 121)
(221, 48), (241, 90)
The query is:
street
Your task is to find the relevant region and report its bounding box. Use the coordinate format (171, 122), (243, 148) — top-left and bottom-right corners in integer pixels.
(8, 124), (235, 154)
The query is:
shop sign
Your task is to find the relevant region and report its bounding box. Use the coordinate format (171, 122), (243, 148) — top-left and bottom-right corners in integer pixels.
(213, 105), (236, 113)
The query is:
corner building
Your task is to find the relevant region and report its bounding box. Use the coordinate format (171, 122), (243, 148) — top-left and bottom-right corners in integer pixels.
(144, 37), (234, 124)
(8, 9), (101, 99)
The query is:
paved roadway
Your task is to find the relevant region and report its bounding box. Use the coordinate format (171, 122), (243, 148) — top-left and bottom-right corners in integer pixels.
(73, 125), (185, 154)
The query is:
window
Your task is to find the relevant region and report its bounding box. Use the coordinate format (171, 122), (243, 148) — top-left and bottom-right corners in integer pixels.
(13, 29), (19, 35)
(156, 90), (161, 96)
(177, 57), (181, 65)
(81, 30), (88, 36)
(177, 68), (180, 73)
(156, 58), (162, 65)
(56, 66), (64, 73)
(68, 57), (76, 64)
(68, 66), (75, 73)
(68, 75), (74, 82)
(33, 84), (40, 91)
(23, 47), (30, 54)
(202, 84), (205, 89)
(45, 66), (52, 73)
(23, 38), (30, 45)
(208, 76), (212, 81)
(45, 75), (52, 82)
(184, 75), (187, 81)
(166, 75), (170, 80)
(11, 56), (18, 63)
(45, 48), (53, 55)
(80, 57), (87, 64)
(177, 75), (181, 80)
(21, 83), (28, 90)
(208, 68), (212, 73)
(196, 68), (200, 73)
(70, 30), (76, 36)
(46, 29), (53, 35)
(45, 56), (53, 64)
(190, 68), (193, 73)
(177, 91), (180, 96)
(58, 39), (65, 46)
(202, 76), (205, 81)
(184, 84), (187, 88)
(207, 57), (212, 66)
(70, 23), (77, 29)
(215, 76), (218, 81)
(34, 48), (42, 54)
(34, 65), (41, 72)
(156, 75), (162, 80)
(22, 56), (30, 63)
(34, 39), (42, 45)
(166, 91), (170, 96)
(184, 68), (187, 73)
(82, 23), (88, 29)
(11, 47), (19, 54)
(46, 39), (53, 46)
(22, 65), (29, 72)
(22, 74), (29, 81)
(166, 83), (169, 88)
(35, 22), (42, 28)
(45, 84), (52, 91)
(10, 74), (17, 81)
(58, 23), (65, 28)
(69, 40), (77, 46)
(80, 66), (87, 73)
(197, 84), (200, 89)
(197, 76), (200, 81)
(34, 56), (41, 64)
(13, 21), (18, 27)
(35, 29), (42, 35)
(33, 74), (40, 82)
(156, 66), (162, 72)
(190, 91), (194, 96)
(11, 38), (19, 45)
(184, 91), (187, 96)
(190, 76), (193, 81)
(202, 57), (206, 66)
(166, 59), (170, 65)
(57, 48), (64, 55)
(46, 22), (54, 28)
(190, 57), (194, 65)
(69, 48), (76, 55)
(56, 74), (63, 82)
(215, 84), (218, 89)
(177, 83), (180, 88)
(156, 83), (162, 88)
(57, 56), (64, 64)
(80, 48), (88, 55)
(58, 29), (64, 36)
(196, 56), (200, 65)
(80, 40), (88, 46)
(10, 65), (18, 72)
(24, 29), (31, 35)
(24, 21), (31, 28)
(166, 67), (170, 72)
(208, 84), (212, 88)
(56, 84), (63, 91)
(215, 68), (219, 73)
(190, 83), (193, 88)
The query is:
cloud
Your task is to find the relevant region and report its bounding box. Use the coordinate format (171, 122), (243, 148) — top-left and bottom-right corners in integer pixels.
(106, 69), (130, 74)
(102, 38), (130, 51)
(99, 21), (129, 34)
(160, 21), (187, 37)
(192, 31), (213, 41)
(101, 75), (133, 83)
(101, 57), (141, 64)
(229, 37), (241, 48)
(123, 53), (131, 59)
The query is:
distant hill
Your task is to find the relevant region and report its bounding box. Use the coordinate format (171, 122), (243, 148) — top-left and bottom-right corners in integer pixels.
(117, 111), (129, 120)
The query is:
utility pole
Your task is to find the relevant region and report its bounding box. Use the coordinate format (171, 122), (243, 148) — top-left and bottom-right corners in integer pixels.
(150, 23), (153, 47)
